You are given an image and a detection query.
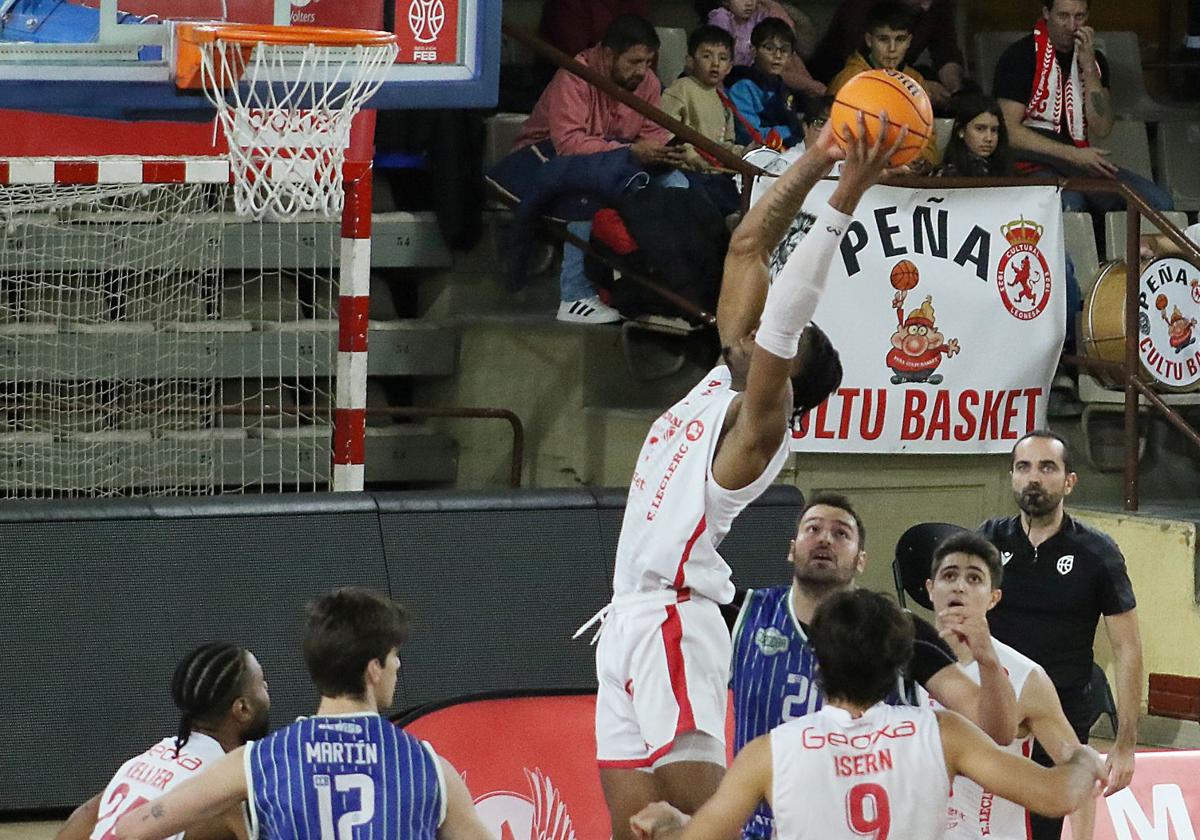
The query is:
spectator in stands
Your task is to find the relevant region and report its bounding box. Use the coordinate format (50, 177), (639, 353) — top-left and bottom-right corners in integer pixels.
(725, 18), (805, 148)
(504, 15), (689, 325)
(935, 94), (1013, 176)
(828, 2), (939, 172)
(707, 0), (825, 97)
(810, 0), (969, 111)
(992, 0), (1174, 214)
(537, 0), (649, 72)
(662, 25), (744, 171)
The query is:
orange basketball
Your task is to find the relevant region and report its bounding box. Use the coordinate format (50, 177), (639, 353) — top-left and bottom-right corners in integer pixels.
(1156, 293), (1169, 311)
(830, 69), (934, 166)
(890, 259), (920, 291)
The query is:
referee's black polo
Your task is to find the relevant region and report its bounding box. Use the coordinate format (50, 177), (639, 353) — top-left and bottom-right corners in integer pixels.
(979, 514), (1137, 692)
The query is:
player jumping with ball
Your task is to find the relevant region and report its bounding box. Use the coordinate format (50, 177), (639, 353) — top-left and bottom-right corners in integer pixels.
(581, 114), (908, 840)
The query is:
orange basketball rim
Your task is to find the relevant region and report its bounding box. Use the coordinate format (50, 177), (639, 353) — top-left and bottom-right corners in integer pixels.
(175, 22), (400, 90)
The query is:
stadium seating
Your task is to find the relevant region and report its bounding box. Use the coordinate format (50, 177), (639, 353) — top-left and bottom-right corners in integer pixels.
(655, 26), (688, 87)
(1100, 119), (1153, 181)
(1155, 120), (1200, 211)
(1091, 31), (1197, 122)
(1063, 211), (1102, 294)
(1103, 210), (1191, 260)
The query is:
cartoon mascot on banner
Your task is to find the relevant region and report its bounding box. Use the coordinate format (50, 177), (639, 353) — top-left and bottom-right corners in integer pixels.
(886, 259), (960, 385)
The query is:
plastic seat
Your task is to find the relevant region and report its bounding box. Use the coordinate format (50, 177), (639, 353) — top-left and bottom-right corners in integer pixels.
(1098, 119), (1153, 181)
(1103, 210), (1190, 260)
(892, 522), (967, 610)
(1155, 121), (1200, 211)
(933, 117), (953, 156)
(1091, 31), (1197, 122)
(972, 31), (1024, 96)
(654, 27), (687, 87)
(1089, 663), (1120, 734)
(1063, 211), (1101, 294)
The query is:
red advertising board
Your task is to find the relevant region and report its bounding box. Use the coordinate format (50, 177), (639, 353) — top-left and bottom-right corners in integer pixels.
(402, 693), (610, 840)
(1068, 750), (1200, 840)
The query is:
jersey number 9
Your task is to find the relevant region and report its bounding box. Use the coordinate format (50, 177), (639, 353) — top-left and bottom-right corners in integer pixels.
(845, 782), (891, 839)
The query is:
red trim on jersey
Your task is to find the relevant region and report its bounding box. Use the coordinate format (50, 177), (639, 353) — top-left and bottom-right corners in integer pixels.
(662, 603), (696, 734)
(1022, 739), (1033, 840)
(671, 516), (707, 590)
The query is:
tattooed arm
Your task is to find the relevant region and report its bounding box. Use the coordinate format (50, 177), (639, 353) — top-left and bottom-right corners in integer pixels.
(115, 750), (248, 840)
(717, 128), (840, 348)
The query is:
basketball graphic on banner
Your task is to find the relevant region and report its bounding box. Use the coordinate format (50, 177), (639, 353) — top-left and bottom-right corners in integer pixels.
(409, 0), (446, 43)
(1136, 257), (1200, 389)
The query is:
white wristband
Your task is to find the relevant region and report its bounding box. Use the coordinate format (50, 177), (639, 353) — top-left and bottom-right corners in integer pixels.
(754, 203), (853, 359)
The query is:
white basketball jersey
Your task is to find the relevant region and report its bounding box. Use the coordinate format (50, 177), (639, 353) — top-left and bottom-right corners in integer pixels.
(771, 703), (950, 840)
(940, 641), (1040, 840)
(89, 733), (226, 840)
(611, 365), (790, 603)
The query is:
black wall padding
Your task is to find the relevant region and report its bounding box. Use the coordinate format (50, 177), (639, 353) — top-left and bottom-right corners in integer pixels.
(4, 485), (803, 812)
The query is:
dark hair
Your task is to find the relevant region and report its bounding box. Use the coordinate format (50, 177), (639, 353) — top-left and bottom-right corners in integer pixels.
(171, 642), (250, 755)
(791, 322), (843, 415)
(937, 94), (1013, 177)
(688, 24), (734, 56)
(801, 94), (835, 126)
(303, 587), (410, 699)
(602, 14), (660, 54)
(810, 590), (914, 706)
(865, 1), (917, 34)
(750, 17), (796, 50)
(1043, 0), (1089, 9)
(798, 490), (867, 549)
(1010, 428), (1073, 473)
(931, 531), (1004, 588)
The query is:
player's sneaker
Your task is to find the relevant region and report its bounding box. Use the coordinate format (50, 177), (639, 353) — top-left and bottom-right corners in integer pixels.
(557, 296), (622, 324)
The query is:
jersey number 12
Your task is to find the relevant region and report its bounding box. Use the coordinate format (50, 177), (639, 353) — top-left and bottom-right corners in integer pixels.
(313, 773), (375, 840)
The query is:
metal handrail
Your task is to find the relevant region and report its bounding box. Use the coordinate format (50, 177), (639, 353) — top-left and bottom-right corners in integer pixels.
(220, 404), (526, 488)
(502, 21), (1200, 508)
(502, 21), (764, 179)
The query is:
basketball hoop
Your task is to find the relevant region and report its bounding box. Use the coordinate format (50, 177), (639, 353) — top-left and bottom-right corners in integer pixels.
(175, 23), (399, 220)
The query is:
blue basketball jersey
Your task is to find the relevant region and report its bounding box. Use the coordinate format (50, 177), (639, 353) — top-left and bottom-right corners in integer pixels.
(730, 586), (822, 840)
(730, 587), (920, 840)
(245, 713), (445, 840)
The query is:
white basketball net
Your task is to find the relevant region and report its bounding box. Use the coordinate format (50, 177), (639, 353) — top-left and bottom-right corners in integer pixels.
(197, 38), (399, 220)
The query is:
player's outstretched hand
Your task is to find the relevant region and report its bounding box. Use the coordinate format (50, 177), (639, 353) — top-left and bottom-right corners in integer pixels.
(839, 111), (908, 188)
(630, 802), (688, 840)
(828, 111), (907, 214)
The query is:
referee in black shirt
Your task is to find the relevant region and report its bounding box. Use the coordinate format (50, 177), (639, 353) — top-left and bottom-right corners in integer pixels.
(980, 429), (1143, 840)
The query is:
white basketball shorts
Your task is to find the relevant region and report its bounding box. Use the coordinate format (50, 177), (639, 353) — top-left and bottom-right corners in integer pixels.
(594, 590), (731, 768)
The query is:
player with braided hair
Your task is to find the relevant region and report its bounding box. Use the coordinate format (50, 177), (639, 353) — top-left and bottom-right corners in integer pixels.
(54, 643), (270, 840)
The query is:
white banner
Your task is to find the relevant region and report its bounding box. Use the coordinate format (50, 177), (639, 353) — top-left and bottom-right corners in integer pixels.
(763, 180), (1066, 454)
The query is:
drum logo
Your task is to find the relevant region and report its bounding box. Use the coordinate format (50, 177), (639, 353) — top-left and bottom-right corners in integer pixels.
(473, 769), (578, 840)
(1137, 257), (1200, 389)
(408, 0), (446, 44)
(995, 217), (1052, 321)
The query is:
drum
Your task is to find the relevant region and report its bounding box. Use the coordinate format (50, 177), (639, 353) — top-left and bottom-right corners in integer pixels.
(1080, 259), (1200, 392)
(1079, 260), (1128, 388)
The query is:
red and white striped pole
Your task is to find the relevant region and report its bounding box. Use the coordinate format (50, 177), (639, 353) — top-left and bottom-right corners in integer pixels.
(332, 164), (371, 491)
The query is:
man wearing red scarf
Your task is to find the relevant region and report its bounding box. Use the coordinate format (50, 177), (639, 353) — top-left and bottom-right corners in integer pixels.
(992, 0), (1174, 213)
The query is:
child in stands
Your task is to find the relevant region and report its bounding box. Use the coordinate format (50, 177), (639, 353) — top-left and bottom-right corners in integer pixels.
(828, 1), (938, 172)
(725, 18), (804, 149)
(707, 0), (824, 96)
(662, 25), (744, 171)
(936, 94), (1013, 176)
